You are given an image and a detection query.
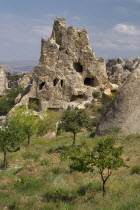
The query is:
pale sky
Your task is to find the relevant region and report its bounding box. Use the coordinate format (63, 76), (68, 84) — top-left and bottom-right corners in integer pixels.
(0, 0), (140, 61)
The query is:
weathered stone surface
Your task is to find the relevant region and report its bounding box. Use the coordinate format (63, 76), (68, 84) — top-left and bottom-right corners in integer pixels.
(97, 67), (140, 135)
(18, 73), (32, 89)
(17, 17), (108, 111)
(0, 65), (8, 95)
(106, 57), (140, 85)
(117, 57), (125, 66)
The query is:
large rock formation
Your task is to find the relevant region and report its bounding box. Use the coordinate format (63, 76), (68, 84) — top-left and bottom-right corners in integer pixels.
(0, 65), (8, 95)
(16, 17), (108, 111)
(97, 67), (140, 135)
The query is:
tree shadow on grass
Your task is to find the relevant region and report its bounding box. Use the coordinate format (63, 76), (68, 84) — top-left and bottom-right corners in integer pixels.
(43, 189), (77, 203)
(47, 144), (82, 154)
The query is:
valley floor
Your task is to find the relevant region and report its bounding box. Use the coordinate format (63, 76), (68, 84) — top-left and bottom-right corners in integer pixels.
(0, 132), (140, 210)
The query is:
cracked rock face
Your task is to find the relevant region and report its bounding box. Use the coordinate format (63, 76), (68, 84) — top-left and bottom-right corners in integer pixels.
(97, 67), (140, 135)
(0, 65), (7, 95)
(17, 17), (108, 111)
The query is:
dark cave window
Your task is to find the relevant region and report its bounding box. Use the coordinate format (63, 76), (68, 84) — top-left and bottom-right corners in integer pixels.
(84, 77), (99, 87)
(28, 97), (39, 111)
(73, 63), (83, 73)
(70, 95), (84, 102)
(47, 108), (60, 111)
(61, 80), (63, 87)
(39, 82), (45, 90)
(53, 78), (59, 86)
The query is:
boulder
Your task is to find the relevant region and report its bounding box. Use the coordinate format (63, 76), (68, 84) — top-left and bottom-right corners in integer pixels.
(97, 67), (140, 135)
(117, 57), (125, 66)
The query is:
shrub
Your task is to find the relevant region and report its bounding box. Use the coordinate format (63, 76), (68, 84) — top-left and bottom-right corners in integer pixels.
(22, 151), (40, 161)
(92, 91), (100, 99)
(51, 167), (62, 175)
(40, 159), (50, 166)
(131, 166), (140, 175)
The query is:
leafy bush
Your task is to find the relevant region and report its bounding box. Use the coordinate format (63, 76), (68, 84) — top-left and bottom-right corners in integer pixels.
(131, 166), (140, 175)
(0, 87), (23, 116)
(51, 167), (62, 175)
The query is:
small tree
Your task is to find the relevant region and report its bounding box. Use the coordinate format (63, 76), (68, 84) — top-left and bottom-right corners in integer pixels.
(11, 106), (39, 146)
(64, 137), (127, 196)
(37, 111), (60, 137)
(59, 109), (88, 146)
(0, 120), (26, 170)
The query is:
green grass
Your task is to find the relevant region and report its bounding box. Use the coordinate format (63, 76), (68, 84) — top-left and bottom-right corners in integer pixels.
(0, 132), (139, 209)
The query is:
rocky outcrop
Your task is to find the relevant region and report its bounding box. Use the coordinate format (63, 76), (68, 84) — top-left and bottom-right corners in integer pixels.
(97, 67), (140, 135)
(16, 17), (108, 111)
(0, 65), (8, 95)
(107, 57), (140, 85)
(0, 64), (32, 97)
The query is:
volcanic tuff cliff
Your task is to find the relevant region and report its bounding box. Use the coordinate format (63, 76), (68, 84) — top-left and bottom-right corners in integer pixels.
(15, 17), (109, 111)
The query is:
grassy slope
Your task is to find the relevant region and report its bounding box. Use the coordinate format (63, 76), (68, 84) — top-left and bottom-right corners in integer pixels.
(0, 132), (140, 210)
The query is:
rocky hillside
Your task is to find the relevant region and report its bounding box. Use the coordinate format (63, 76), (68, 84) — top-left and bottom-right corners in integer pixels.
(107, 57), (140, 85)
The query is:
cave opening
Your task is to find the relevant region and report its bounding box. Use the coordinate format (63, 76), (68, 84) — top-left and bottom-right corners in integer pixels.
(84, 77), (99, 87)
(39, 82), (45, 90)
(61, 80), (63, 87)
(70, 95), (85, 102)
(53, 78), (59, 86)
(73, 63), (83, 73)
(28, 97), (39, 111)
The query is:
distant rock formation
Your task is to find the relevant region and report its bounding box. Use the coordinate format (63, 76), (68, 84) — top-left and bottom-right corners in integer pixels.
(0, 65), (8, 95)
(107, 57), (140, 85)
(97, 66), (140, 135)
(16, 17), (109, 111)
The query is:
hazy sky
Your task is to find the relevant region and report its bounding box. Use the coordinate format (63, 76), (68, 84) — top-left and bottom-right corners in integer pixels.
(0, 0), (140, 61)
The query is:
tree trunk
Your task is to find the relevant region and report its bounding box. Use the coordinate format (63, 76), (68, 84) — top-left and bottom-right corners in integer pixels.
(72, 133), (76, 146)
(102, 180), (106, 197)
(3, 151), (7, 170)
(28, 135), (31, 145)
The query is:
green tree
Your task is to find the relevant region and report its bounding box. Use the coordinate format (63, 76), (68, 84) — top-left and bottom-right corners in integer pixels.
(59, 109), (88, 146)
(37, 111), (60, 137)
(0, 120), (26, 170)
(64, 137), (127, 196)
(0, 87), (23, 116)
(11, 106), (39, 146)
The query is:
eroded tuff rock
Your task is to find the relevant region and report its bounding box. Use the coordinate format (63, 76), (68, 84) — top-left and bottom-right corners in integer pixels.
(16, 17), (108, 111)
(107, 57), (140, 85)
(97, 67), (140, 135)
(0, 65), (8, 95)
